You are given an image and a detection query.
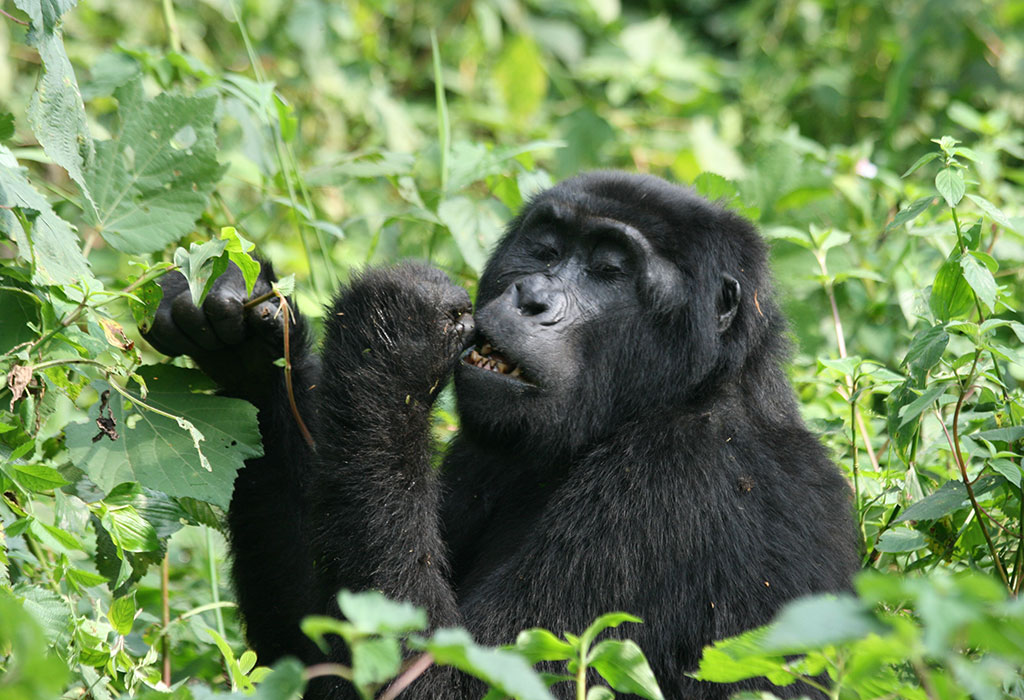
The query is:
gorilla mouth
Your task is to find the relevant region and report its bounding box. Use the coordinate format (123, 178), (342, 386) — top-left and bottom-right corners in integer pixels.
(463, 342), (527, 381)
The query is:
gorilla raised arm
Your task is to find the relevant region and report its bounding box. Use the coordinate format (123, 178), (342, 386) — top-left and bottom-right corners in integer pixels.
(145, 172), (858, 699)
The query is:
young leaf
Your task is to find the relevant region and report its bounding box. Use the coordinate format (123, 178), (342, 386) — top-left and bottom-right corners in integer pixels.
(84, 78), (226, 255)
(515, 629), (575, 664)
(587, 639), (665, 700)
(579, 612), (643, 650)
(173, 239), (229, 306)
(900, 152), (940, 178)
(418, 628), (554, 700)
(935, 167), (965, 208)
(959, 252), (997, 311)
(108, 593), (136, 636)
(885, 196), (934, 231)
(221, 227), (261, 297)
(337, 590), (428, 636)
(352, 637), (403, 690)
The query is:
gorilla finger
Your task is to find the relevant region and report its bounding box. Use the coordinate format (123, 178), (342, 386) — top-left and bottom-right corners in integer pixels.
(144, 300), (204, 357)
(204, 265), (247, 346)
(171, 292), (225, 351)
(155, 270), (190, 308)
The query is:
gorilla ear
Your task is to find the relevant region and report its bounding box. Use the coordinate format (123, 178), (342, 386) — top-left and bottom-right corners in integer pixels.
(717, 274), (741, 332)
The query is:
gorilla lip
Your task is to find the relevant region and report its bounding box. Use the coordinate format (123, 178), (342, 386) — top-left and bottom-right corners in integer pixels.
(462, 341), (527, 381)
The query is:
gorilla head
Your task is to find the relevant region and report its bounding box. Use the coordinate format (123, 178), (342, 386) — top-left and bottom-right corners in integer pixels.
(455, 171), (785, 454)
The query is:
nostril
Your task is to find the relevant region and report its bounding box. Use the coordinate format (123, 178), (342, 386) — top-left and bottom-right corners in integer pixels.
(519, 299), (549, 316)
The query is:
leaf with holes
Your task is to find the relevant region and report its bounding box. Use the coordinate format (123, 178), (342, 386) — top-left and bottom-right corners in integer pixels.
(83, 78), (226, 255)
(64, 365), (261, 508)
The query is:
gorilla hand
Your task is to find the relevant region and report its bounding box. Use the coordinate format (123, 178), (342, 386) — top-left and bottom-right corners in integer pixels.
(321, 263), (474, 407)
(143, 261), (301, 403)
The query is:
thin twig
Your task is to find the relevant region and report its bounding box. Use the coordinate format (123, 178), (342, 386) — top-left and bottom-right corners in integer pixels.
(162, 555), (172, 685)
(0, 8), (28, 25)
(379, 653), (435, 700)
(273, 290), (315, 449)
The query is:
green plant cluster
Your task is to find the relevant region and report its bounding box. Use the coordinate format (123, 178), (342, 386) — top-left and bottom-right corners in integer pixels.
(0, 1), (1022, 699)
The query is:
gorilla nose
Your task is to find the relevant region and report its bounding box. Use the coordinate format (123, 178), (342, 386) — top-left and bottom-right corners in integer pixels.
(512, 275), (566, 323)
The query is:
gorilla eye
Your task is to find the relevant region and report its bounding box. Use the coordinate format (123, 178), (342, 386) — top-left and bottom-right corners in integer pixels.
(530, 242), (561, 265)
(588, 245), (630, 278)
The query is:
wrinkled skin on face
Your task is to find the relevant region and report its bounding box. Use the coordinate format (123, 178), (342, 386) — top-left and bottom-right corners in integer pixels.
(455, 173), (752, 455)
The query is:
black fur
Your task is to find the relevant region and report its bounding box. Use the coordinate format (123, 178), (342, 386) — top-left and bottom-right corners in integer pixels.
(145, 172), (858, 699)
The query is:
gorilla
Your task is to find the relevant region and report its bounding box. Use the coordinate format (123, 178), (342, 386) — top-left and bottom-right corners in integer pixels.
(144, 172), (858, 699)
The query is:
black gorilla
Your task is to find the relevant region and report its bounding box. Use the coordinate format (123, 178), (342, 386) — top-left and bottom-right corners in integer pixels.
(145, 172), (858, 699)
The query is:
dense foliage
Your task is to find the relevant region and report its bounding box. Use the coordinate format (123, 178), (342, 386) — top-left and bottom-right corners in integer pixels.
(0, 0), (1022, 698)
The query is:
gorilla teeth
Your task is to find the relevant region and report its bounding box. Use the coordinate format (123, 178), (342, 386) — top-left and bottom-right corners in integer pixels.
(466, 348), (523, 378)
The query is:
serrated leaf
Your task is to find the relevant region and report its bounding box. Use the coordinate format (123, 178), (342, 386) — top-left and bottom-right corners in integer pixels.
(85, 78), (226, 254)
(65, 365), (262, 508)
(588, 639), (665, 700)
(173, 239), (229, 306)
(418, 628), (554, 700)
(12, 0), (95, 208)
(875, 528), (928, 552)
(960, 252), (997, 311)
(0, 147), (93, 286)
(935, 167), (965, 208)
(108, 593), (136, 635)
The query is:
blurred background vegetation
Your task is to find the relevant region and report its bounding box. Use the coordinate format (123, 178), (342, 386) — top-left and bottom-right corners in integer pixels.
(1, 0), (1023, 698)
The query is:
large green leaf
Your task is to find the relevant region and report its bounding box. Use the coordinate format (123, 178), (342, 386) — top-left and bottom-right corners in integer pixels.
(65, 365), (262, 508)
(0, 146), (93, 286)
(418, 628), (554, 700)
(587, 639), (664, 700)
(12, 0), (95, 206)
(84, 79), (226, 254)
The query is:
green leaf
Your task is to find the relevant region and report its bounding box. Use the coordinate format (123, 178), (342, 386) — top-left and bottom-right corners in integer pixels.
(352, 637), (402, 690)
(875, 528), (928, 552)
(84, 78), (226, 254)
(12, 0), (95, 208)
(65, 365), (262, 508)
(337, 590), (428, 636)
(886, 196), (935, 231)
(929, 254), (974, 321)
(108, 593), (136, 635)
(579, 612), (642, 650)
(586, 687), (616, 700)
(4, 462), (69, 492)
(221, 227), (261, 297)
(897, 382), (948, 427)
(0, 112), (15, 141)
(0, 147), (94, 286)
(515, 628), (575, 663)
(974, 427), (1024, 444)
(959, 252), (997, 311)
(988, 458), (1022, 487)
(895, 481), (969, 522)
(935, 167), (965, 208)
(903, 324), (949, 374)
(760, 595), (880, 652)
(419, 628), (554, 700)
(437, 196), (504, 274)
(692, 627), (787, 684)
(587, 639), (665, 700)
(173, 239), (229, 306)
(965, 194), (1017, 232)
(901, 152), (940, 178)
(254, 657), (306, 700)
(101, 504), (160, 552)
(0, 589), (69, 698)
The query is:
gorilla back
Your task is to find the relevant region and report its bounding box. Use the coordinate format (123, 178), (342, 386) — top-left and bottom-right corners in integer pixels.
(144, 171), (859, 699)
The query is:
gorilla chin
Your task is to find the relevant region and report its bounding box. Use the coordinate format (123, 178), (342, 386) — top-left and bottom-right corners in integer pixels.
(141, 170), (859, 700)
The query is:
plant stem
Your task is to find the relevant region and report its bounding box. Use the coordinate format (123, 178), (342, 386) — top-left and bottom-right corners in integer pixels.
(161, 0), (181, 53)
(206, 526), (227, 639)
(576, 650), (587, 700)
(378, 653), (434, 700)
(162, 554), (172, 685)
